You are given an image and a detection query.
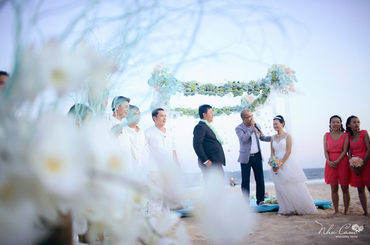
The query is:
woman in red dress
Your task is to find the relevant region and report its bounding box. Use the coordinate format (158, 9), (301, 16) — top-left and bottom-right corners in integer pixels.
(346, 115), (370, 216)
(323, 115), (350, 214)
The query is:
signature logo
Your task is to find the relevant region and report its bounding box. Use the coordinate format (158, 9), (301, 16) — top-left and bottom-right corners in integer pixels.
(315, 221), (365, 238)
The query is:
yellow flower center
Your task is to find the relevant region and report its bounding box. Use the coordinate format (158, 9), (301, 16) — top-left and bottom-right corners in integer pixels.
(0, 182), (14, 198)
(108, 156), (122, 170)
(45, 157), (64, 173)
(133, 193), (143, 205)
(51, 69), (67, 86)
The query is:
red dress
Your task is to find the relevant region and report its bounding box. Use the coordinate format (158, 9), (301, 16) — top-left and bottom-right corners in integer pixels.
(350, 130), (370, 187)
(325, 132), (351, 185)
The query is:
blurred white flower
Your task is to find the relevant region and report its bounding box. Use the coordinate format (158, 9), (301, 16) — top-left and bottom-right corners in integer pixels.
(111, 214), (148, 245)
(39, 41), (92, 93)
(151, 220), (191, 245)
(29, 113), (88, 198)
(149, 212), (180, 235)
(170, 222), (191, 245)
(0, 199), (43, 245)
(151, 150), (184, 203)
(136, 213), (183, 245)
(194, 169), (257, 245)
(0, 165), (47, 245)
(1, 42), (188, 245)
(82, 207), (148, 245)
(72, 213), (88, 235)
(0, 116), (29, 168)
(83, 119), (132, 178)
(9, 41), (114, 103)
(155, 237), (180, 245)
(10, 46), (45, 102)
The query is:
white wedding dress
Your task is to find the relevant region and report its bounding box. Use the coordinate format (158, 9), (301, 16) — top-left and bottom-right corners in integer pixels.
(269, 134), (318, 214)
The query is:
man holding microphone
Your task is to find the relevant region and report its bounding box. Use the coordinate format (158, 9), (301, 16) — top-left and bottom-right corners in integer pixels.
(235, 109), (271, 205)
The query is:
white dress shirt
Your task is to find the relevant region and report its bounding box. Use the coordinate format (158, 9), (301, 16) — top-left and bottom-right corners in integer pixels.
(145, 126), (176, 172)
(108, 115), (132, 164)
(125, 126), (145, 167)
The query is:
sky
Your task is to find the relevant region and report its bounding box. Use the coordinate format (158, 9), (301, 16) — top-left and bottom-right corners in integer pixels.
(1, 0), (370, 173)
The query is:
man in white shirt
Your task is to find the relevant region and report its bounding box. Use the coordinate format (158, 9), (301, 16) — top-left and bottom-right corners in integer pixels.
(109, 96), (130, 127)
(125, 105), (145, 167)
(145, 108), (179, 215)
(108, 96), (132, 164)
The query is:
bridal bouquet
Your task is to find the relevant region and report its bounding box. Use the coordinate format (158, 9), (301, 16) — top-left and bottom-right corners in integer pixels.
(349, 157), (363, 168)
(268, 156), (283, 175)
(266, 197), (278, 204)
(350, 157), (363, 176)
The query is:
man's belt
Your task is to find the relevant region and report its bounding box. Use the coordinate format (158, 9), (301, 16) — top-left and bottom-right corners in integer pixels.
(250, 152), (259, 157)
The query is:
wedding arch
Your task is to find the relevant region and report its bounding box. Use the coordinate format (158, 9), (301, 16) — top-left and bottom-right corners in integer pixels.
(147, 63), (298, 117)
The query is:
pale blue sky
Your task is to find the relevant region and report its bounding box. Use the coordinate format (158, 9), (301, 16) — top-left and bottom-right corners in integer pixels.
(1, 0), (369, 172)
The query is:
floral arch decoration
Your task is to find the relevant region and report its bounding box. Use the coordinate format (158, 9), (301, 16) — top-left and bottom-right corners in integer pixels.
(147, 63), (298, 117)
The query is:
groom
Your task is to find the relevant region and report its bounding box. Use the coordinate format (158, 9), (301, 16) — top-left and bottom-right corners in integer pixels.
(236, 109), (271, 205)
(193, 104), (226, 177)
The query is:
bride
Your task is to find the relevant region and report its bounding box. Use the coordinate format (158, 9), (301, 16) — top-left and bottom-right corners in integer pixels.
(270, 115), (318, 215)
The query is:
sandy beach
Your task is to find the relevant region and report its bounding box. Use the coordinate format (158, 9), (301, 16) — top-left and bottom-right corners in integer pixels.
(181, 183), (370, 244)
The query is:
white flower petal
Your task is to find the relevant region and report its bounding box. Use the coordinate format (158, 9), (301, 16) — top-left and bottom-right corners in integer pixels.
(194, 169), (257, 244)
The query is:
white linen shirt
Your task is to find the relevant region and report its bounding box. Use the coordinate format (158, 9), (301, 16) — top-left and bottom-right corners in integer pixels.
(108, 115), (132, 164)
(125, 126), (145, 167)
(145, 126), (176, 172)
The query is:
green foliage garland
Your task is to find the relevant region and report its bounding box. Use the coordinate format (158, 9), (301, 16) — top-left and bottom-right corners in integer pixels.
(167, 64), (297, 117)
(173, 80), (271, 117)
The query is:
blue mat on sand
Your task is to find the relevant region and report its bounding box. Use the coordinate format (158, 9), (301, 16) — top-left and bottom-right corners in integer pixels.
(173, 199), (332, 216)
(173, 200), (196, 217)
(249, 199), (332, 213)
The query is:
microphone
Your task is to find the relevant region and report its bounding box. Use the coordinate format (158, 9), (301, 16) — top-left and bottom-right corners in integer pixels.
(254, 123), (263, 135)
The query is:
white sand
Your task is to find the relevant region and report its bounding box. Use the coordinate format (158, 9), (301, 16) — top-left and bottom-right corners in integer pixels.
(181, 184), (370, 244)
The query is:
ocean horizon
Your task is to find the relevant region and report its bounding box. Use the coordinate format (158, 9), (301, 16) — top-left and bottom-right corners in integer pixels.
(182, 167), (325, 189)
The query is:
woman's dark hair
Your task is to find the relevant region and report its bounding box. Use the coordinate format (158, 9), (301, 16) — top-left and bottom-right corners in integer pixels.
(329, 115), (345, 132)
(68, 103), (93, 122)
(199, 104), (212, 119)
(273, 115), (285, 127)
(346, 115), (359, 136)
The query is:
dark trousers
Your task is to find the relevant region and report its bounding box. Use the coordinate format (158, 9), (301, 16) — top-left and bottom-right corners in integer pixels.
(241, 152), (265, 204)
